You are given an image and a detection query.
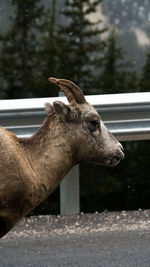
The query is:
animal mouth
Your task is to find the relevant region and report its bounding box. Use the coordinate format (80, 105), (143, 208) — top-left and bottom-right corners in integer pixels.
(105, 151), (125, 167)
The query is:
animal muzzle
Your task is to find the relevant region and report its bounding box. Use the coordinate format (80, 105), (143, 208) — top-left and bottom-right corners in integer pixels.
(104, 144), (124, 167)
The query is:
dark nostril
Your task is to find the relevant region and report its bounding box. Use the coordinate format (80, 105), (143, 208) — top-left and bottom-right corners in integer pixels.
(121, 146), (124, 153)
(119, 143), (124, 152)
(115, 154), (122, 161)
(121, 152), (125, 160)
(120, 150), (125, 160)
(115, 147), (125, 161)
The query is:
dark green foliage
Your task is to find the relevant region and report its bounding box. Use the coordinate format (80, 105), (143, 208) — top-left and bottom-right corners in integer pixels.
(0, 0), (45, 98)
(58, 0), (107, 93)
(40, 0), (61, 97)
(95, 29), (139, 94)
(0, 0), (60, 99)
(80, 141), (150, 212)
(140, 52), (150, 92)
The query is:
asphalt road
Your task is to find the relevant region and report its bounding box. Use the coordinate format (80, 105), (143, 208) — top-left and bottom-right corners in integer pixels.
(0, 210), (150, 267)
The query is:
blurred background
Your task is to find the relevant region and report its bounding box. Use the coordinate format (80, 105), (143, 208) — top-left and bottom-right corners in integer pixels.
(0, 0), (150, 214)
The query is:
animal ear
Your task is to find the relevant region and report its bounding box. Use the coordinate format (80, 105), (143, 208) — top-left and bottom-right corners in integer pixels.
(53, 101), (75, 121)
(44, 102), (54, 115)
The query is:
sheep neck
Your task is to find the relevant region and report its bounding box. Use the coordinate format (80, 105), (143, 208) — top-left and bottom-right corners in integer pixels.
(20, 114), (75, 196)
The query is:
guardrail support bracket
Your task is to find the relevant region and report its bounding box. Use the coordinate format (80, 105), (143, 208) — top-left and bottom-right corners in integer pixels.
(60, 165), (80, 215)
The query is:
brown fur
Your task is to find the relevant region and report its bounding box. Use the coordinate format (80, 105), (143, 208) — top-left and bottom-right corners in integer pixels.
(0, 92), (124, 238)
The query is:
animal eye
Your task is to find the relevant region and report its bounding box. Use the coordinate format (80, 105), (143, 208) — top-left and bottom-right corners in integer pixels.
(87, 119), (100, 132)
(90, 120), (99, 127)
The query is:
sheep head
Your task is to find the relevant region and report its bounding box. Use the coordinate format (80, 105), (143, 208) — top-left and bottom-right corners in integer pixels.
(47, 77), (124, 167)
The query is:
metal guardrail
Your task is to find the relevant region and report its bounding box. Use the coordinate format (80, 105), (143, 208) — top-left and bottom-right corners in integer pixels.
(0, 92), (150, 141)
(0, 92), (150, 215)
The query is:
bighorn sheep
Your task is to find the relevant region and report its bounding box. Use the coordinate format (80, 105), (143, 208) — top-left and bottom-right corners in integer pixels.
(0, 78), (124, 238)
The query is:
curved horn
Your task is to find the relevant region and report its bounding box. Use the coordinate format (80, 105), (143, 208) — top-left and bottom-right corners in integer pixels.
(48, 77), (75, 103)
(48, 77), (86, 104)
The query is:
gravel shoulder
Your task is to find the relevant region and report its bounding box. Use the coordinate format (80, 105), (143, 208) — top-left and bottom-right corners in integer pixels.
(1, 210), (150, 267)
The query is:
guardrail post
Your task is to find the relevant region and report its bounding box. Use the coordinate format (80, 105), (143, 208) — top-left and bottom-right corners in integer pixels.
(60, 165), (80, 215)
